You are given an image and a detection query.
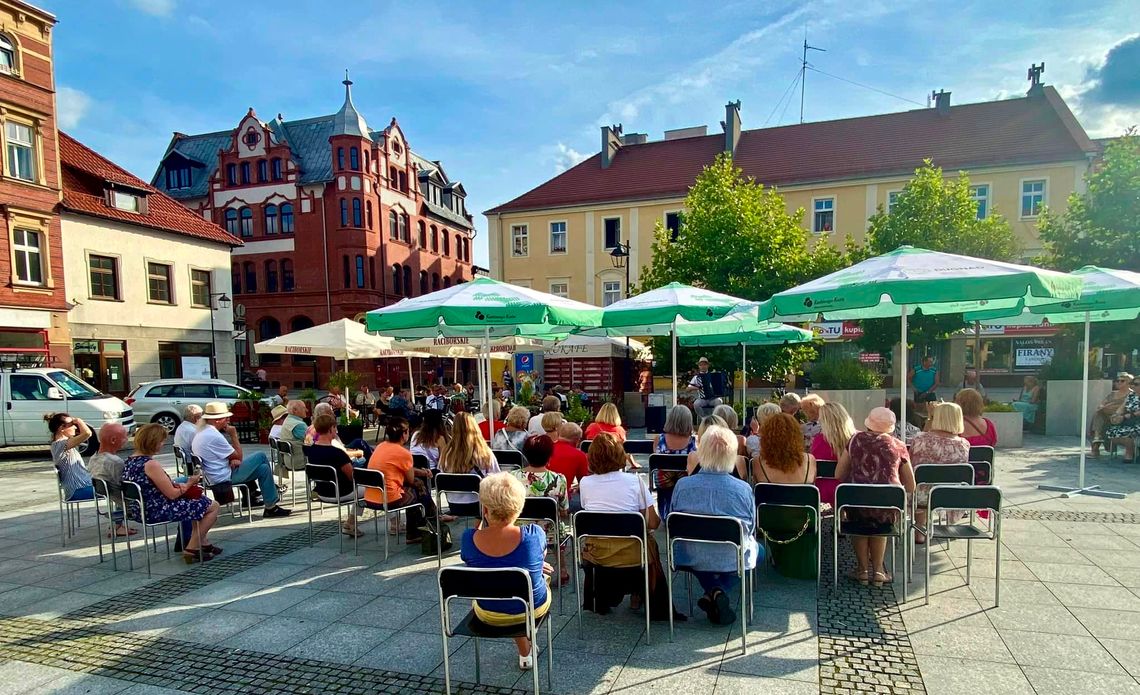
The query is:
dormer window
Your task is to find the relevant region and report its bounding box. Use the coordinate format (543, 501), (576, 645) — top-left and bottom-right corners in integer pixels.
(0, 34), (16, 75)
(165, 165), (191, 190)
(106, 186), (147, 214)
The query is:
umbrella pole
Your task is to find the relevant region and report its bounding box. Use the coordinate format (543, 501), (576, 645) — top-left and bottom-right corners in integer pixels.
(672, 320), (678, 408)
(485, 328), (495, 442)
(1039, 311), (1124, 499)
(406, 356), (413, 394)
(900, 305), (907, 439)
(741, 344), (747, 407)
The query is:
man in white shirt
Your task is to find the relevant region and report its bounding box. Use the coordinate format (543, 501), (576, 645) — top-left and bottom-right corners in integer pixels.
(686, 357), (723, 414)
(191, 402), (292, 518)
(174, 405), (203, 454)
(426, 385), (449, 411)
(528, 395), (563, 435)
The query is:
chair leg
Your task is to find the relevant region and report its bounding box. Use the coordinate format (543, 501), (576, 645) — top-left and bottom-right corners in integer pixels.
(473, 637), (481, 684)
(666, 547), (675, 643)
(547, 612), (554, 692)
(94, 499), (104, 564)
(965, 538), (972, 585)
(59, 495), (66, 547)
(833, 524), (839, 588)
(441, 620), (452, 695)
(574, 540), (583, 640)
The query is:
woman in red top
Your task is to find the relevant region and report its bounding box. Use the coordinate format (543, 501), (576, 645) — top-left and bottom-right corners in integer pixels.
(584, 403), (626, 442)
(954, 388), (998, 447)
(478, 400), (506, 441)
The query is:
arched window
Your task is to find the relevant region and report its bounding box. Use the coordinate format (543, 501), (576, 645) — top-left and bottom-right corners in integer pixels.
(281, 259), (294, 291)
(368, 257), (375, 289)
(257, 159), (267, 183)
(431, 273), (440, 292)
(265, 260), (279, 292)
(397, 213), (407, 242)
(264, 204), (278, 234)
(239, 207), (253, 237)
(430, 226), (438, 252)
(290, 316), (315, 364)
(340, 198), (348, 227)
(444, 277), (451, 289)
(243, 261), (257, 293)
(388, 211), (398, 240)
(240, 162), (250, 185)
(454, 234), (461, 258)
(224, 208), (239, 235)
(0, 34), (17, 74)
(403, 266), (412, 297)
(352, 198), (362, 227)
(418, 221), (426, 248)
(342, 255), (350, 289)
(392, 264), (402, 295)
(355, 255), (365, 288)
(280, 203), (294, 233)
(363, 150), (370, 171)
(271, 157), (283, 181)
(349, 147), (359, 171)
(257, 316), (282, 363)
(366, 201), (373, 229)
(337, 147), (345, 170)
(231, 263), (241, 295)
(442, 229), (450, 256)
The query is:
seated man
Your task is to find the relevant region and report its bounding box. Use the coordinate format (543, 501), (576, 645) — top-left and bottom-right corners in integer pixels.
(87, 422), (135, 538)
(548, 421), (590, 512)
(191, 402), (291, 518)
(174, 404), (202, 454)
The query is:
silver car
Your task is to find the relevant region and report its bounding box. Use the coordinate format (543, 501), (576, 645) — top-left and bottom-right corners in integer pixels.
(125, 379), (258, 433)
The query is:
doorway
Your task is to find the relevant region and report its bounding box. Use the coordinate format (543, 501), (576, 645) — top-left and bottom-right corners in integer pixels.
(72, 339), (129, 396)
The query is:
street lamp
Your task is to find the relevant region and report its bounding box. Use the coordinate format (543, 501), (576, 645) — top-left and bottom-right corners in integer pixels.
(609, 243), (632, 391)
(207, 292), (231, 379)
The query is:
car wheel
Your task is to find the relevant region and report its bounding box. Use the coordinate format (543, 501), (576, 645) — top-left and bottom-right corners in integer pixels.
(153, 413), (180, 434)
(79, 434), (99, 457)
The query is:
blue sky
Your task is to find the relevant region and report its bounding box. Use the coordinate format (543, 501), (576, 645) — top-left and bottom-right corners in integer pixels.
(43, 0), (1139, 267)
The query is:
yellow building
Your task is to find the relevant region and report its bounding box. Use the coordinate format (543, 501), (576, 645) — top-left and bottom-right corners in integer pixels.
(485, 79), (1097, 305)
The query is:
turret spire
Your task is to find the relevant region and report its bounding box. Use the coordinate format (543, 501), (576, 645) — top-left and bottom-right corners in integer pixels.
(332, 69), (369, 138)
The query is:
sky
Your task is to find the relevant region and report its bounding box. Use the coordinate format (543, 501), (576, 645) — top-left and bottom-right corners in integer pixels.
(42, 0), (1140, 268)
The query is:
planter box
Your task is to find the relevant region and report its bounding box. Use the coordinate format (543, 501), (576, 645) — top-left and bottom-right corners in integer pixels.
(1046, 379), (1112, 437)
(809, 389), (886, 431)
(986, 411), (1023, 449)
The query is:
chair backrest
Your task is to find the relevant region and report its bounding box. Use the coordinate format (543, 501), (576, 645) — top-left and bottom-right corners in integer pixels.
(186, 453), (203, 476)
(579, 439), (591, 453)
(666, 511), (745, 545)
(353, 467), (385, 491)
(913, 463), (975, 487)
(173, 445), (185, 467)
(121, 480), (143, 503)
(412, 453), (431, 470)
(267, 436), (279, 464)
(434, 472), (483, 494)
(970, 460), (993, 486)
(754, 482), (820, 510)
(92, 476), (112, 500)
(648, 454), (689, 474)
(834, 483), (906, 513)
(624, 439), (655, 455)
(815, 459), (838, 479)
(928, 484), (1002, 515)
(968, 445), (995, 464)
(519, 495), (559, 527)
(492, 449), (526, 470)
(304, 462), (339, 483)
(438, 566), (533, 604)
(573, 509), (646, 539)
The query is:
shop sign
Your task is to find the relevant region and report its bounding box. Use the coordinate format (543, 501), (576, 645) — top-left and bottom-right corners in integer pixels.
(73, 340), (100, 354)
(1013, 338), (1055, 370)
(858, 352), (882, 363)
(809, 321), (864, 341)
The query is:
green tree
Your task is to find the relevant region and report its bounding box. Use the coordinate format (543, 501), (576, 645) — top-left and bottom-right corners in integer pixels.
(857, 160), (1020, 358)
(636, 153), (857, 381)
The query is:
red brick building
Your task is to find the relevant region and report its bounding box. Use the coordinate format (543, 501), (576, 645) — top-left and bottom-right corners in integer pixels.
(0, 1), (69, 369)
(153, 76), (476, 388)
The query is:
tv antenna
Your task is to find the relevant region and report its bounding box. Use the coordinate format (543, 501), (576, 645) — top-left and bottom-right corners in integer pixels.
(800, 31), (826, 123)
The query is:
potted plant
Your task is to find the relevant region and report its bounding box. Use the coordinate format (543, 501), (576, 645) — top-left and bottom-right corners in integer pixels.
(234, 389), (266, 444)
(982, 401), (1023, 449)
(809, 358), (886, 429)
(300, 387), (318, 420)
(326, 371), (366, 441)
(565, 397), (591, 428)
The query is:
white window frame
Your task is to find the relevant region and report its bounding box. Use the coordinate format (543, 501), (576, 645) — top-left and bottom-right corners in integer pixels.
(510, 224), (529, 257)
(12, 228), (43, 286)
(602, 280), (622, 307)
(549, 279), (569, 298)
(1019, 178), (1047, 219)
(602, 216), (622, 251)
(0, 33), (17, 76)
(146, 260), (175, 305)
(5, 119), (37, 183)
(663, 210), (683, 241)
(548, 220), (567, 255)
(812, 196), (835, 234)
(111, 190), (141, 213)
(969, 183), (991, 220)
(189, 267), (212, 309)
(886, 190), (901, 214)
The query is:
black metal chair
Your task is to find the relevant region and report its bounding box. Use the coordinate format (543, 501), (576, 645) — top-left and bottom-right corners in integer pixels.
(492, 449), (525, 472)
(438, 566), (553, 695)
(665, 512), (752, 653)
(274, 439), (304, 506)
(832, 483), (908, 599)
(172, 445), (187, 478)
(91, 477), (121, 570)
(571, 510), (652, 645)
(924, 485), (1003, 606)
(970, 460), (993, 486)
(354, 467), (424, 561)
(908, 463), (975, 583)
(623, 439), (655, 455)
(304, 461), (361, 554)
(647, 454), (688, 493)
(754, 483), (822, 585)
(434, 473), (483, 570)
(814, 459), (838, 479)
(56, 472), (95, 548)
(518, 496), (569, 614)
(578, 439), (591, 454)
(968, 445), (995, 465)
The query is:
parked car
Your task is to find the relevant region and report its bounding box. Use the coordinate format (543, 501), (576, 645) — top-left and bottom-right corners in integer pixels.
(125, 379), (262, 434)
(1, 368), (134, 456)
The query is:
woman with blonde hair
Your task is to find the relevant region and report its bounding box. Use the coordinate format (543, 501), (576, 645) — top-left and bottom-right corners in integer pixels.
(440, 412), (500, 516)
(540, 411), (563, 438)
(585, 402), (626, 442)
(746, 402), (782, 459)
(754, 413), (818, 579)
(491, 406), (531, 451)
(712, 404), (748, 457)
(910, 402), (971, 543)
(810, 403), (857, 462)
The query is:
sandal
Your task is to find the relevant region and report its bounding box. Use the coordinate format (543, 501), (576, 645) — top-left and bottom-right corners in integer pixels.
(847, 568), (870, 585)
(108, 527), (138, 538)
(182, 550), (212, 564)
(871, 571), (893, 587)
(201, 544), (223, 556)
(342, 525), (363, 538)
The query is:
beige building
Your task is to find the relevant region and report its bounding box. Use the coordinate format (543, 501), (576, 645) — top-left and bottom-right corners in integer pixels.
(486, 78), (1097, 305)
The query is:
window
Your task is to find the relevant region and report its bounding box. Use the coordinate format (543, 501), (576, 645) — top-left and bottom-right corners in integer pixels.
(223, 209), (238, 235)
(231, 263), (241, 295)
(545, 221), (568, 254)
(10, 375), (51, 401)
(403, 266), (412, 297)
(432, 273), (440, 292)
(226, 164), (236, 186)
(812, 197), (834, 233)
(146, 262), (172, 303)
(603, 218), (621, 249)
(257, 317), (281, 341)
(239, 207), (253, 237)
(342, 255), (350, 289)
(337, 147), (345, 170)
(454, 234), (462, 257)
(665, 212), (682, 241)
(418, 221), (427, 248)
(442, 231), (450, 256)
(281, 259), (294, 291)
(398, 213), (408, 241)
(603, 281), (622, 307)
(550, 281), (569, 298)
(271, 157), (282, 181)
(240, 162), (250, 185)
(355, 255), (365, 288)
(388, 211), (398, 240)
(431, 226), (439, 252)
(352, 198), (362, 227)
(264, 204), (278, 234)
(420, 270), (428, 295)
(398, 171), (407, 192)
(366, 201), (373, 230)
(1021, 180), (1045, 218)
(111, 190), (140, 212)
(88, 255), (118, 300)
(389, 167), (397, 187)
(166, 166), (191, 189)
(0, 34), (15, 74)
(887, 191), (901, 214)
(190, 268), (211, 307)
(243, 261), (257, 293)
(443, 277), (451, 289)
(280, 203), (294, 233)
(340, 198), (349, 227)
(392, 264), (402, 295)
(368, 257), (375, 288)
(265, 260), (278, 292)
(364, 150), (370, 171)
(12, 228), (42, 285)
(214, 385), (242, 400)
(257, 159), (267, 183)
(350, 147), (359, 170)
(5, 121), (35, 181)
(511, 224), (528, 257)
(969, 184), (990, 220)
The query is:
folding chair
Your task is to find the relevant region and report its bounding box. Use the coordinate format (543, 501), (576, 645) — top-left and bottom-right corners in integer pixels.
(434, 473), (483, 570)
(518, 496), (568, 614)
(833, 483), (908, 600)
(970, 460), (993, 486)
(192, 453), (253, 524)
(438, 566), (553, 695)
(172, 445), (187, 478)
(814, 459), (838, 479)
(57, 473), (95, 547)
(492, 449), (525, 472)
(812, 459), (839, 511)
(92, 477), (121, 570)
(355, 467), (424, 561)
(648, 453), (688, 513)
(665, 512), (752, 654)
(121, 481), (201, 576)
(967, 445), (995, 466)
(304, 462), (362, 554)
(275, 440), (304, 506)
(578, 439), (591, 453)
(623, 439), (655, 455)
(925, 485), (1003, 606)
(754, 483), (821, 585)
(908, 463), (975, 583)
(572, 510), (652, 645)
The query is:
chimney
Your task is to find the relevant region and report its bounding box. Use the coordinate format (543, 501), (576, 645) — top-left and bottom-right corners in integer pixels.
(931, 89), (951, 115)
(621, 132), (648, 145)
(1026, 62), (1046, 96)
(720, 100), (741, 156)
(664, 126), (708, 140)
(601, 123), (623, 169)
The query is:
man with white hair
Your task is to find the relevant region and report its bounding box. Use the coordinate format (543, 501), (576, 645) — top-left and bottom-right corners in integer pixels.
(175, 404), (203, 453)
(667, 424), (757, 625)
(88, 422), (134, 538)
(779, 392), (801, 416)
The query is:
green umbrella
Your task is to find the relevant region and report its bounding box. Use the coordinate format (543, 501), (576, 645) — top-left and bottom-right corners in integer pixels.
(965, 266), (1140, 499)
(758, 246), (1083, 432)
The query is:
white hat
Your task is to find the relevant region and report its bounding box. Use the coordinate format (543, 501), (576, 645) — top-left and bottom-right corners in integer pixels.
(201, 402), (233, 420)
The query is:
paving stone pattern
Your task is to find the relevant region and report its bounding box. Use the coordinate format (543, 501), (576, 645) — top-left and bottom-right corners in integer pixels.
(1004, 508), (1140, 524)
(818, 519), (926, 694)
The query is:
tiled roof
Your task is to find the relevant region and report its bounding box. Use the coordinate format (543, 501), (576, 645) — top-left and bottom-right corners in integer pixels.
(486, 86), (1097, 215)
(59, 132), (242, 247)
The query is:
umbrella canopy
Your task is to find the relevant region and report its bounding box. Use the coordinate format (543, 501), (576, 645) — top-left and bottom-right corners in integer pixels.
(395, 335), (550, 359)
(253, 318), (429, 361)
(676, 310), (815, 347)
(599, 282), (750, 330)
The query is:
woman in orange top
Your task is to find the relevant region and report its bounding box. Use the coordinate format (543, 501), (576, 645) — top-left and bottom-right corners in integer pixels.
(584, 403), (627, 442)
(365, 417), (438, 544)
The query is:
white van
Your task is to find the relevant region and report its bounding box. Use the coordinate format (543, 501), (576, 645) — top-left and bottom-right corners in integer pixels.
(1, 368), (135, 455)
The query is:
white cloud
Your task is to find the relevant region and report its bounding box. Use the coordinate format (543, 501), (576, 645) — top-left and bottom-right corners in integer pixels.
(57, 86), (92, 130)
(125, 0), (176, 17)
(553, 142), (588, 173)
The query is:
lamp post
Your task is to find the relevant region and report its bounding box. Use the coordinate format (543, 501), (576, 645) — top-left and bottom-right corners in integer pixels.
(207, 292), (231, 379)
(609, 242), (632, 392)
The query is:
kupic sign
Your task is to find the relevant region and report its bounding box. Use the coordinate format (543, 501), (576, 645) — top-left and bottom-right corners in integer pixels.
(1013, 338), (1055, 370)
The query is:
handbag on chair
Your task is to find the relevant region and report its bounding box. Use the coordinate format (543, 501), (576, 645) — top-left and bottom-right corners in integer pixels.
(418, 519), (453, 555)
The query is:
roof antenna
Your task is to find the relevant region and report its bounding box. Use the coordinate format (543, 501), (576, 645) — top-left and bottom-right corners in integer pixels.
(800, 28), (826, 124)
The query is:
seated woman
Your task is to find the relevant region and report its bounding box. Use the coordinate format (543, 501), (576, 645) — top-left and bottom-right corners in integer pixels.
(579, 433), (683, 622)
(712, 404), (748, 454)
(441, 413), (501, 516)
(512, 434), (571, 584)
(955, 388), (998, 447)
(808, 402), (856, 507)
(1090, 374), (1132, 457)
(47, 412), (95, 502)
(460, 473), (552, 671)
(410, 409), (450, 473)
(670, 425), (758, 624)
(491, 406), (531, 451)
(1105, 377), (1140, 463)
(305, 414), (365, 537)
(754, 413), (819, 579)
(585, 403), (627, 442)
(365, 417), (439, 544)
(654, 405), (697, 519)
(746, 402), (782, 460)
(540, 411), (563, 439)
(835, 407), (916, 587)
(122, 423), (220, 563)
(910, 402), (971, 543)
(1011, 376), (1042, 426)
(686, 415), (748, 480)
(306, 403), (368, 464)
